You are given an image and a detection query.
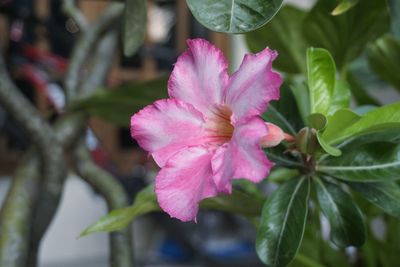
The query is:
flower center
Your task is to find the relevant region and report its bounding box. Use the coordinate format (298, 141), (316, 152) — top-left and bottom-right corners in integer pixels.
(205, 105), (234, 145)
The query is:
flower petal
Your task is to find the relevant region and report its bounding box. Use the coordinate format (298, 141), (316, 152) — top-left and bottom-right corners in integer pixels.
(168, 39), (229, 115)
(225, 47), (282, 121)
(130, 99), (206, 167)
(212, 117), (274, 192)
(155, 146), (218, 222)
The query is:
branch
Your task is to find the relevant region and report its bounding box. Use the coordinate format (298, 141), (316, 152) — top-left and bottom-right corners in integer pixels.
(64, 3), (123, 103)
(62, 0), (89, 31)
(0, 8), (121, 267)
(74, 140), (133, 267)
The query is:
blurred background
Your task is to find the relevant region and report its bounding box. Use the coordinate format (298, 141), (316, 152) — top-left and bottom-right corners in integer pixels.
(0, 0), (398, 267)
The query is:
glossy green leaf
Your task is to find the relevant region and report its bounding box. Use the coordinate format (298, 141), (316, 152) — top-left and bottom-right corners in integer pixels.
(348, 181), (400, 218)
(303, 0), (390, 69)
(330, 80), (351, 115)
(123, 0), (146, 56)
(245, 5), (307, 73)
(324, 103), (400, 145)
(186, 0), (283, 34)
(331, 0), (360, 16)
(317, 133), (342, 157)
(367, 34), (400, 91)
(73, 77), (168, 127)
(315, 177), (366, 247)
(256, 177), (310, 267)
(317, 130), (400, 182)
(307, 47), (336, 116)
(322, 109), (361, 144)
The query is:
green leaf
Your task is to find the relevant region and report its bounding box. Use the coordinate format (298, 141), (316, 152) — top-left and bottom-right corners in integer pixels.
(263, 83), (304, 135)
(256, 177), (310, 267)
(331, 0), (360, 16)
(330, 79), (351, 115)
(123, 0), (146, 56)
(322, 109), (361, 144)
(317, 130), (400, 182)
(245, 5), (307, 73)
(347, 70), (380, 106)
(80, 185), (159, 237)
(324, 103), (400, 145)
(315, 177), (366, 247)
(73, 77), (168, 127)
(186, 0), (283, 34)
(290, 83), (310, 124)
(317, 133), (342, 157)
(307, 113), (327, 131)
(81, 184), (265, 236)
(303, 0), (390, 69)
(348, 181), (400, 218)
(307, 47), (336, 116)
(367, 34), (400, 91)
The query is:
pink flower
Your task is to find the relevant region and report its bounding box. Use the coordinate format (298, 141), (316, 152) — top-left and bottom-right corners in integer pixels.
(131, 39), (282, 221)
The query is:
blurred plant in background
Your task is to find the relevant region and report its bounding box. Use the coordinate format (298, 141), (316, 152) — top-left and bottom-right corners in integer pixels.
(1, 0), (400, 267)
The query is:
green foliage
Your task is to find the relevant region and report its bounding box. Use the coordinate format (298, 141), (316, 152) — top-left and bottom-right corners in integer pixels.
(303, 0), (390, 70)
(186, 0), (283, 33)
(245, 5), (307, 73)
(348, 181), (400, 218)
(256, 177), (310, 267)
(307, 47), (336, 116)
(331, 0), (360, 16)
(368, 34), (400, 91)
(73, 77), (168, 127)
(123, 0), (147, 56)
(315, 177), (366, 247)
(317, 130), (400, 182)
(81, 185), (265, 235)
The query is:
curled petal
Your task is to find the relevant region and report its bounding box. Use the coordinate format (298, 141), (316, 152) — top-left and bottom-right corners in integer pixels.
(131, 99), (206, 167)
(212, 117), (274, 192)
(260, 122), (285, 148)
(155, 146), (218, 222)
(225, 47), (282, 121)
(168, 39), (229, 115)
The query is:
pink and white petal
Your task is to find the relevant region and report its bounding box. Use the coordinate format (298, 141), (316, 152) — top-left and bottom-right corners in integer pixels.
(168, 39), (229, 115)
(225, 47), (282, 121)
(155, 146), (218, 222)
(130, 98), (206, 167)
(212, 117), (274, 191)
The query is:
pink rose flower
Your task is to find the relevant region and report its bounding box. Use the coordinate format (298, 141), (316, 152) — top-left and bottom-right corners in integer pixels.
(131, 39), (282, 221)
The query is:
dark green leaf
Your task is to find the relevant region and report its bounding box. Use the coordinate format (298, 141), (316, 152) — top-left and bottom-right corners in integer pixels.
(186, 0), (283, 34)
(290, 83), (310, 124)
(331, 0), (360, 16)
(367, 34), (400, 91)
(348, 181), (400, 218)
(73, 77), (168, 127)
(307, 47), (336, 116)
(245, 5), (307, 73)
(317, 130), (400, 182)
(256, 177), (310, 267)
(123, 0), (146, 56)
(303, 0), (390, 69)
(263, 83), (304, 135)
(315, 177), (366, 247)
(347, 70), (380, 106)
